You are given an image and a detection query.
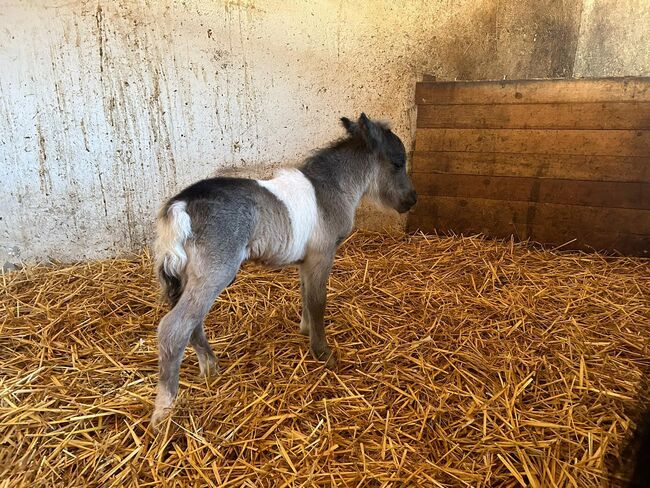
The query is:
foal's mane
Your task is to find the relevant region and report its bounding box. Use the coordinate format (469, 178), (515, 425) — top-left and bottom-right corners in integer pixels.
(307, 119), (392, 159)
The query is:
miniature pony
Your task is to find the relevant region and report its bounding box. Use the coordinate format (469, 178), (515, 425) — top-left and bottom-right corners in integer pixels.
(152, 113), (417, 427)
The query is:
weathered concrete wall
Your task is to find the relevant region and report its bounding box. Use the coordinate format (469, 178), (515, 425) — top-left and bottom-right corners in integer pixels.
(1, 0), (649, 265)
(574, 0), (650, 77)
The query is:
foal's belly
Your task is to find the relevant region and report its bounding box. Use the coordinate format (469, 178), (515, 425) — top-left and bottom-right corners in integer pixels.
(245, 231), (307, 268)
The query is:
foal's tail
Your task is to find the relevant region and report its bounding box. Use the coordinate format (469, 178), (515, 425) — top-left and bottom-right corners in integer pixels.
(154, 200), (192, 307)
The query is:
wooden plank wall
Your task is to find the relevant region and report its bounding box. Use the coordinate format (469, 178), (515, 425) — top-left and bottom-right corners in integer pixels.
(407, 78), (650, 256)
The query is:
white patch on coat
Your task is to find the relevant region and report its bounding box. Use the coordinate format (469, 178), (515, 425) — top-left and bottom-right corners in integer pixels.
(154, 200), (192, 277)
(257, 169), (318, 263)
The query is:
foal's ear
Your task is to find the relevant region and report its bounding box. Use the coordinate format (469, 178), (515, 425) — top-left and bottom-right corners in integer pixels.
(340, 117), (358, 135)
(357, 112), (383, 151)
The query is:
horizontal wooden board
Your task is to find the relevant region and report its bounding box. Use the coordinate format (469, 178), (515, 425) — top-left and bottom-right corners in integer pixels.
(416, 102), (650, 130)
(412, 174), (650, 210)
(410, 152), (650, 183)
(407, 197), (650, 255)
(408, 213), (649, 256)
(414, 128), (650, 157)
(411, 196), (650, 235)
(415, 78), (650, 105)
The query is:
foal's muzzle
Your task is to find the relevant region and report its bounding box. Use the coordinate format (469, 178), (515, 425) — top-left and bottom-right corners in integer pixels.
(397, 190), (417, 213)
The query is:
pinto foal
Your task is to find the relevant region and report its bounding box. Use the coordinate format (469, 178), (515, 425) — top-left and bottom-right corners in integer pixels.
(152, 113), (417, 427)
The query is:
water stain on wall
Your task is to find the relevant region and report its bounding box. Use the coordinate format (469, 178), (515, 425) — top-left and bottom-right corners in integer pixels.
(35, 124), (52, 195)
(431, 0), (583, 81)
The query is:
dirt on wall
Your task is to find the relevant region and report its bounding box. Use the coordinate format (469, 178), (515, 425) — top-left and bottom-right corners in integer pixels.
(421, 0), (584, 81)
(575, 0), (650, 77)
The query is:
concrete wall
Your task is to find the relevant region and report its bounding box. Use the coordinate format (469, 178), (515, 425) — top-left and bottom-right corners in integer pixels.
(574, 0), (650, 77)
(1, 0), (649, 266)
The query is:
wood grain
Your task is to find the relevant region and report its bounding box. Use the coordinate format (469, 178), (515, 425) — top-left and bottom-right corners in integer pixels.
(407, 197), (650, 255)
(417, 102), (650, 130)
(411, 173), (650, 210)
(415, 78), (650, 105)
(414, 128), (650, 157)
(407, 212), (649, 255)
(410, 152), (650, 183)
(410, 196), (649, 235)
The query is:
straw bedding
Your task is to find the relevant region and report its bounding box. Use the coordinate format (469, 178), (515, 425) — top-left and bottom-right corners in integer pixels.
(1, 231), (649, 487)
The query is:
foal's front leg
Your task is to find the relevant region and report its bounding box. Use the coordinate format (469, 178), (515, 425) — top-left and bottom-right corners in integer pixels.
(299, 275), (312, 336)
(300, 252), (336, 368)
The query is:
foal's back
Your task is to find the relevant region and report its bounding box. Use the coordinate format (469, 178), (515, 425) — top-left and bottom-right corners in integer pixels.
(170, 176), (258, 243)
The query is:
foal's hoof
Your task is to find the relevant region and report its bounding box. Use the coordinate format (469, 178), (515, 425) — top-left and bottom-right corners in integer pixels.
(151, 408), (171, 433)
(199, 357), (219, 379)
(299, 318), (310, 336)
(311, 345), (337, 369)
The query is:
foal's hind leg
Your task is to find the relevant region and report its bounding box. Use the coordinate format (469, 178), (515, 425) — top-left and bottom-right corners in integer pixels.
(152, 268), (238, 429)
(190, 274), (237, 375)
(190, 324), (217, 377)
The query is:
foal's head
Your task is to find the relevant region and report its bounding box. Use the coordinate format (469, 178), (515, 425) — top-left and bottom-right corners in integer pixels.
(341, 113), (417, 214)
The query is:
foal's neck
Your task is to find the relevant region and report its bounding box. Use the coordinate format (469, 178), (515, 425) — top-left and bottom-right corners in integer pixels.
(301, 140), (376, 216)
